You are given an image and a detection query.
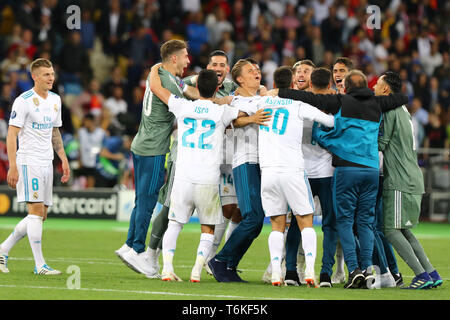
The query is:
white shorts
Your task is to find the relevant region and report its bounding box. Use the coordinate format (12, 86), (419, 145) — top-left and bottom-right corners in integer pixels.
(261, 170), (314, 217)
(169, 179), (224, 225)
(219, 164), (237, 205)
(16, 164), (53, 206)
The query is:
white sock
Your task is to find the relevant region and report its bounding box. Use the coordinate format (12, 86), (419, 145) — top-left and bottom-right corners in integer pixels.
(336, 240), (345, 274)
(301, 227), (317, 275)
(282, 227), (288, 260)
(193, 233), (214, 273)
(1, 216), (29, 255)
(27, 215), (46, 268)
(162, 220), (183, 273)
(225, 221), (239, 242)
(297, 237), (305, 274)
(268, 231), (284, 275)
(210, 218), (229, 257)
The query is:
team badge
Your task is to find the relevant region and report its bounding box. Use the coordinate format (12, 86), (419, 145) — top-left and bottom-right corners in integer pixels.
(33, 98), (40, 106)
(33, 192), (39, 200)
(10, 111), (17, 119)
(54, 104), (58, 112)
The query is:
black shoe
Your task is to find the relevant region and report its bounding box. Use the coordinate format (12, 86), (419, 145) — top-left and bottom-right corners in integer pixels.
(284, 270), (301, 286)
(361, 270), (376, 289)
(208, 257), (231, 282)
(392, 272), (404, 287)
(344, 268), (365, 289)
(226, 267), (248, 283)
(319, 273), (332, 287)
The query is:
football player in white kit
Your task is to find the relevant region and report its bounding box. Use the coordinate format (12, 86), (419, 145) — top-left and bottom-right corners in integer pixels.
(260, 66), (335, 287)
(148, 65), (245, 282)
(0, 58), (70, 275)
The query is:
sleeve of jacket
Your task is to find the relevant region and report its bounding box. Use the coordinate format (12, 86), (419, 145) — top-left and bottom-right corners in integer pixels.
(278, 89), (341, 114)
(375, 93), (409, 113)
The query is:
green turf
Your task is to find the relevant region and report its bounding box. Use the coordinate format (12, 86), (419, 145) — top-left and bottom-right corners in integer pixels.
(0, 217), (448, 300)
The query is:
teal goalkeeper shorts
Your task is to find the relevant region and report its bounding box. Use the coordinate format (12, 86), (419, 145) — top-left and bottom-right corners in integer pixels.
(383, 189), (422, 233)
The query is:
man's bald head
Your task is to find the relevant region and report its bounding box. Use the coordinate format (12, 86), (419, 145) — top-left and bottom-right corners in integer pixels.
(344, 70), (368, 91)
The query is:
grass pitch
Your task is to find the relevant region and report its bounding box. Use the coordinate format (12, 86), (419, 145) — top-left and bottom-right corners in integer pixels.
(0, 217), (448, 301)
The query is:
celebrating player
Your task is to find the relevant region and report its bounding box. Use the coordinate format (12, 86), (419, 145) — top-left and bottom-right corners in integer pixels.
(148, 65), (243, 282)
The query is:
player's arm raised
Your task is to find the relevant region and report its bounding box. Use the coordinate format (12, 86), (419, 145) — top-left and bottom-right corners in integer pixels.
(52, 127), (70, 183)
(6, 125), (20, 189)
(149, 63), (173, 106)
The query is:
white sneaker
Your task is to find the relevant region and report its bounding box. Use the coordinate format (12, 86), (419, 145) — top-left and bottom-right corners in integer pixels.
(271, 271), (283, 286)
(379, 272), (396, 288)
(0, 254), (9, 273)
(161, 269), (183, 282)
(115, 244), (131, 261)
(145, 248), (161, 279)
(34, 264), (62, 275)
(121, 249), (154, 275)
(331, 271), (346, 284)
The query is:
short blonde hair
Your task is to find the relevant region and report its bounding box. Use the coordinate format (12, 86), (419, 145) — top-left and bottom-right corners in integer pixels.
(231, 59), (251, 86)
(30, 58), (53, 73)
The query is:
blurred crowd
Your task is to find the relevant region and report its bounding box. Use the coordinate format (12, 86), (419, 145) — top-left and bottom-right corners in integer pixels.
(0, 0), (449, 189)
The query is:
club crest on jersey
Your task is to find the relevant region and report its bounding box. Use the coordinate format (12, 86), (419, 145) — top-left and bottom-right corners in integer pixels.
(54, 104), (58, 112)
(33, 192), (39, 200)
(33, 98), (40, 106)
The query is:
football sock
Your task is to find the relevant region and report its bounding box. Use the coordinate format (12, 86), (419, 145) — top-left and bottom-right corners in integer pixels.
(27, 215), (46, 268)
(0, 216), (29, 255)
(268, 231), (284, 275)
(336, 240), (345, 274)
(149, 205), (169, 250)
(225, 221), (239, 242)
(162, 220), (183, 273)
(402, 229), (434, 273)
(385, 229), (425, 276)
(297, 237), (305, 273)
(212, 218), (229, 254)
(193, 233), (214, 276)
(301, 227), (317, 276)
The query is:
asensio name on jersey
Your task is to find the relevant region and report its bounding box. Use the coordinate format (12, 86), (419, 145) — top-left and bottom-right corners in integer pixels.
(257, 96), (334, 171)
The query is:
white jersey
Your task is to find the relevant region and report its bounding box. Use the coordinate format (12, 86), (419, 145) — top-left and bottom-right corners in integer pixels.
(258, 96), (334, 172)
(78, 127), (105, 168)
(302, 119), (334, 178)
(230, 95), (261, 168)
(168, 94), (239, 185)
(9, 89), (62, 166)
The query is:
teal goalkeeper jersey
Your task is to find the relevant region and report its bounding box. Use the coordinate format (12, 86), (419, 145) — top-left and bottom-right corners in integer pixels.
(378, 105), (425, 194)
(131, 67), (184, 156)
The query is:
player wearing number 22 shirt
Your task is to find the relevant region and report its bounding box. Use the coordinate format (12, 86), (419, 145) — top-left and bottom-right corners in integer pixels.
(148, 68), (243, 282)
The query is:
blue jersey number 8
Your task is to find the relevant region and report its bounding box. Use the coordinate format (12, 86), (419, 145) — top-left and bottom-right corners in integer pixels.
(182, 118), (216, 149)
(260, 108), (289, 135)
